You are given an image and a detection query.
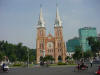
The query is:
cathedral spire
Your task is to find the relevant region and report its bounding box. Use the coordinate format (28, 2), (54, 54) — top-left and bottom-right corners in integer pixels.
(37, 5), (45, 27)
(54, 4), (62, 27)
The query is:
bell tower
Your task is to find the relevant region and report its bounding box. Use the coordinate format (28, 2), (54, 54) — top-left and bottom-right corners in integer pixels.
(54, 6), (66, 63)
(36, 6), (46, 63)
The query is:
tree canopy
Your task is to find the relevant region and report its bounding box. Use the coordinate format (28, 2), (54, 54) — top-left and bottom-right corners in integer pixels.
(0, 40), (36, 62)
(87, 37), (100, 53)
(73, 46), (83, 60)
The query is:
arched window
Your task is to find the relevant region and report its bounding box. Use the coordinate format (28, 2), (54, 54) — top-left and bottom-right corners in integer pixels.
(40, 30), (43, 36)
(40, 40), (44, 49)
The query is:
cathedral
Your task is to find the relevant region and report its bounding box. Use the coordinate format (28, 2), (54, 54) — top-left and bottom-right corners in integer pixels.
(36, 6), (66, 63)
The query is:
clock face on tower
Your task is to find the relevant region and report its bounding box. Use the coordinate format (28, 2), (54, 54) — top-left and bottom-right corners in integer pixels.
(47, 42), (53, 49)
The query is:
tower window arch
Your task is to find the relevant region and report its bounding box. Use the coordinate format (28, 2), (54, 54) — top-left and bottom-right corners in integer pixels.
(39, 40), (44, 49)
(40, 30), (43, 36)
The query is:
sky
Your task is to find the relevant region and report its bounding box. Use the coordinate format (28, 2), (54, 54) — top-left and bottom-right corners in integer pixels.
(0, 0), (100, 49)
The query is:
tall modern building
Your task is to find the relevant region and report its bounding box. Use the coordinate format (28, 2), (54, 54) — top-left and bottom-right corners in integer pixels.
(36, 6), (66, 63)
(66, 37), (80, 52)
(79, 27), (97, 51)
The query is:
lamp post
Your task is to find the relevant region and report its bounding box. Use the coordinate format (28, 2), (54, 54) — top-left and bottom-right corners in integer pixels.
(27, 48), (29, 68)
(80, 42), (84, 62)
(43, 38), (45, 58)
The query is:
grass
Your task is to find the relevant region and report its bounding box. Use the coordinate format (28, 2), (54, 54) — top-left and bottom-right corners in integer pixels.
(49, 64), (57, 66)
(9, 63), (35, 68)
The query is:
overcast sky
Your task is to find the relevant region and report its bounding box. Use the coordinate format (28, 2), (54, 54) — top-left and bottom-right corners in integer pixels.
(0, 0), (100, 48)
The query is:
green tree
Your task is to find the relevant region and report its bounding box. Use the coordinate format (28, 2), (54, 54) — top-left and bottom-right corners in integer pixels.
(84, 50), (93, 59)
(0, 40), (36, 63)
(40, 56), (44, 62)
(0, 51), (3, 61)
(65, 56), (71, 60)
(29, 49), (36, 62)
(87, 37), (100, 53)
(73, 46), (83, 60)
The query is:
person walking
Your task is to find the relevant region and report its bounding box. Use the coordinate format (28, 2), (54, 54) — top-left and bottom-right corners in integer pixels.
(90, 59), (93, 67)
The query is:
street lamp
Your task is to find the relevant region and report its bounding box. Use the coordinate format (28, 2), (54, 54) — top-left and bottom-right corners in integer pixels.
(43, 38), (45, 58)
(27, 48), (29, 68)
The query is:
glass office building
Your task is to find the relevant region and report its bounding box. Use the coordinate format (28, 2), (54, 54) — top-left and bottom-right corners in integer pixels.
(79, 27), (97, 51)
(66, 37), (80, 52)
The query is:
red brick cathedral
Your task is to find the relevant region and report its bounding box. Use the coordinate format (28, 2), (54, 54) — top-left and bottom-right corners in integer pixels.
(36, 6), (66, 63)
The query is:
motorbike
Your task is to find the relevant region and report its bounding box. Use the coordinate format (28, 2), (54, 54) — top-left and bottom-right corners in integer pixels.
(95, 66), (100, 75)
(0, 65), (9, 72)
(74, 64), (88, 72)
(3, 65), (9, 72)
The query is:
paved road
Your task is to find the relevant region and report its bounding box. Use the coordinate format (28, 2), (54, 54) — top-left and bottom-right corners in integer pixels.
(0, 64), (99, 75)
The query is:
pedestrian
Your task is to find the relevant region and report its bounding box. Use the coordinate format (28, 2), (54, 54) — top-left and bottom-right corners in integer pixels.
(77, 64), (80, 71)
(90, 59), (93, 67)
(2, 63), (5, 71)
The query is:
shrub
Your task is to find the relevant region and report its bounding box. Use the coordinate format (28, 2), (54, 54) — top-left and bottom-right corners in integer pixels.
(67, 60), (75, 64)
(13, 63), (23, 67)
(57, 62), (67, 65)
